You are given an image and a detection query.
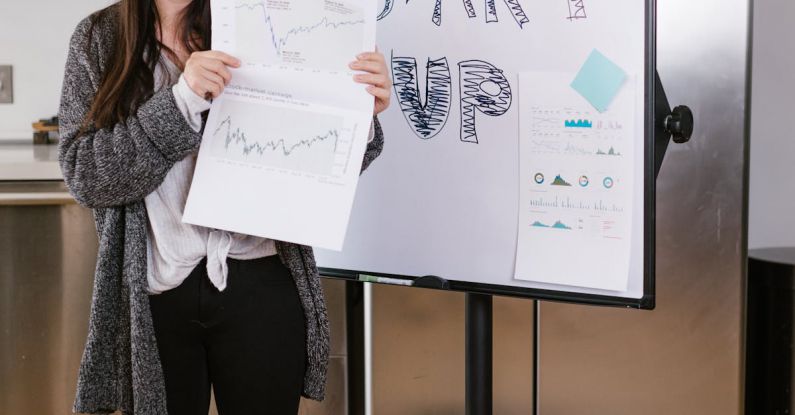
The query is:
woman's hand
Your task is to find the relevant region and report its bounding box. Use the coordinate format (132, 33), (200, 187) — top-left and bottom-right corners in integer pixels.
(183, 51), (241, 100)
(350, 50), (392, 115)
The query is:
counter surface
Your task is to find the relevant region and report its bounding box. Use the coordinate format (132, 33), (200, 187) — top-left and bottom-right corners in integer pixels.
(0, 143), (62, 181)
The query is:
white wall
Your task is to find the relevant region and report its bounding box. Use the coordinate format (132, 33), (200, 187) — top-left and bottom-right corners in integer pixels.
(749, 0), (795, 249)
(0, 0), (111, 140)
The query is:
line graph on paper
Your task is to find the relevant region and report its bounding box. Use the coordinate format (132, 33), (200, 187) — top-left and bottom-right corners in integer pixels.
(219, 0), (367, 71)
(209, 99), (356, 177)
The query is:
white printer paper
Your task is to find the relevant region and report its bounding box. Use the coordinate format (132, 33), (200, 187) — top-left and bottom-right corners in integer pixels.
(513, 72), (636, 291)
(183, 0), (376, 250)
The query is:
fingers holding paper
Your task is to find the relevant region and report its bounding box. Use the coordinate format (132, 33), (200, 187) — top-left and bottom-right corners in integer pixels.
(350, 50), (392, 116)
(183, 51), (242, 100)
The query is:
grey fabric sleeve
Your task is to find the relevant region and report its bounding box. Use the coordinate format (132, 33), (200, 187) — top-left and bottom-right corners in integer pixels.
(172, 74), (211, 132)
(58, 18), (202, 209)
(361, 115), (384, 174)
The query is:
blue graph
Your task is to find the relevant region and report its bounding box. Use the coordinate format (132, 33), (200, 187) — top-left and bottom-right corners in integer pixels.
(531, 220), (572, 230)
(551, 221), (572, 230)
(564, 119), (593, 128)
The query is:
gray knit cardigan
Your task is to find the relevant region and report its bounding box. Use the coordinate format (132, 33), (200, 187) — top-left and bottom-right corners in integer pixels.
(58, 8), (384, 415)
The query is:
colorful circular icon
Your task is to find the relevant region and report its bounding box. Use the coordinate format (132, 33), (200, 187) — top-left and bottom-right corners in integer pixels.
(579, 175), (589, 187)
(603, 176), (615, 189)
(534, 173), (545, 184)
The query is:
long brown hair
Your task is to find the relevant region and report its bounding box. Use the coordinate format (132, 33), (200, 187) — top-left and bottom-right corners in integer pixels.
(86, 0), (210, 130)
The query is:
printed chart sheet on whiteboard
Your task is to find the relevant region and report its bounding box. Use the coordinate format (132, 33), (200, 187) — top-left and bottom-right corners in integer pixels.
(514, 72), (636, 292)
(183, 0), (376, 250)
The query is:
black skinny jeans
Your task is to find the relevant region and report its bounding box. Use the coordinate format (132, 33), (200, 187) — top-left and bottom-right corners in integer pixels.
(148, 255), (306, 415)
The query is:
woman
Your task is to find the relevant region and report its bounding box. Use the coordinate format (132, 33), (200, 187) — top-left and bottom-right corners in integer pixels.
(58, 0), (389, 414)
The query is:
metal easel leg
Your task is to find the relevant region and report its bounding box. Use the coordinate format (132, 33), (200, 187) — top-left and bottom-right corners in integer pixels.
(533, 300), (540, 415)
(466, 292), (493, 415)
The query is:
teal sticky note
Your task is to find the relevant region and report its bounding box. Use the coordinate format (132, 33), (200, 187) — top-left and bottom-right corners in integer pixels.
(570, 50), (627, 113)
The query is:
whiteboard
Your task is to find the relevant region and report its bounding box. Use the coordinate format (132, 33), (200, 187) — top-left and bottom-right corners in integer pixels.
(316, 0), (654, 308)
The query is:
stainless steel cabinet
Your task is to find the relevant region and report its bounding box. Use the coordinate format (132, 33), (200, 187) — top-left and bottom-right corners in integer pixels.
(0, 181), (98, 414)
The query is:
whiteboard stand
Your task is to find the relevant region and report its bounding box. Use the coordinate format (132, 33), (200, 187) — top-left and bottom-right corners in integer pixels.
(345, 280), (366, 414)
(414, 275), (500, 415)
(466, 292), (493, 415)
(418, 274), (496, 415)
(533, 300), (540, 415)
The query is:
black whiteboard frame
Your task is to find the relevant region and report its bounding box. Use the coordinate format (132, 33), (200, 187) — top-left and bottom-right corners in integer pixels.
(320, 0), (657, 310)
